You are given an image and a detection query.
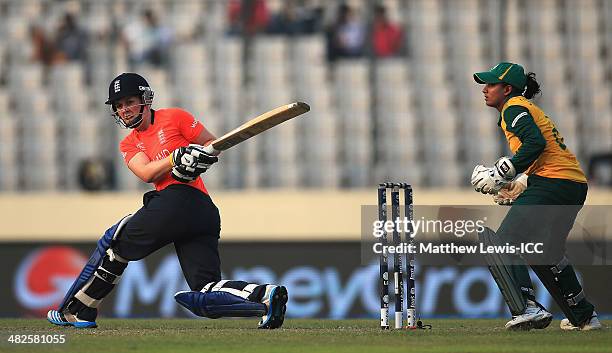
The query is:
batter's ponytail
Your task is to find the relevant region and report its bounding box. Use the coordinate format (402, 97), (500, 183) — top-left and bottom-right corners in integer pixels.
(523, 72), (541, 99)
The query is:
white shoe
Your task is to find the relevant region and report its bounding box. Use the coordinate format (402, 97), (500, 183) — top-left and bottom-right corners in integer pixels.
(560, 311), (602, 331)
(505, 300), (553, 331)
(257, 285), (288, 329)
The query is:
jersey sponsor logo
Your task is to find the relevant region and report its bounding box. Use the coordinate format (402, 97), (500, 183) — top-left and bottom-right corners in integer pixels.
(154, 149), (171, 161)
(114, 80), (121, 93)
(190, 120), (198, 129)
(136, 142), (146, 151)
(14, 247), (87, 313)
(112, 254), (553, 319)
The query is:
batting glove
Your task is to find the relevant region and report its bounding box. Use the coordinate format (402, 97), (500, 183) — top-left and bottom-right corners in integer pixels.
(471, 157), (516, 194)
(186, 144), (218, 169)
(171, 145), (218, 183)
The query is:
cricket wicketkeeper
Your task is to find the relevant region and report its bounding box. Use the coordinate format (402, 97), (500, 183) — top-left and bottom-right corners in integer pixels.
(47, 73), (288, 329)
(471, 62), (600, 331)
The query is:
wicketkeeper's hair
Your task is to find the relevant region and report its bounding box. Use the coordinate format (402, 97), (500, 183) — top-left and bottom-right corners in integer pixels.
(523, 72), (541, 99)
(510, 72), (541, 100)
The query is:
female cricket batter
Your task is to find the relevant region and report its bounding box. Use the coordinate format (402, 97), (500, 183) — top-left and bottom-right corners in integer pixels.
(47, 73), (288, 329)
(471, 62), (600, 331)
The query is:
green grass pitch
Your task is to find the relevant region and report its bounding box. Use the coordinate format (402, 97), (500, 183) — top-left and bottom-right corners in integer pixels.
(0, 319), (610, 353)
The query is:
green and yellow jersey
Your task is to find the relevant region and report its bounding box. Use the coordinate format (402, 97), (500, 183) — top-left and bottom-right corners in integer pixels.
(499, 95), (587, 183)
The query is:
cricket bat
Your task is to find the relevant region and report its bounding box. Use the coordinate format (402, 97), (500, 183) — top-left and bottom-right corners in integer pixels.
(203, 102), (310, 155)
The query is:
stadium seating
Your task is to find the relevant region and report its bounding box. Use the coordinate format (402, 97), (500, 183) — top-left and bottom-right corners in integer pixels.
(0, 0), (610, 190)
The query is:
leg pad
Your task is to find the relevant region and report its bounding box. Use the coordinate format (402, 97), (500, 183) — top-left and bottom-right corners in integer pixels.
(174, 291), (267, 318)
(479, 227), (526, 316)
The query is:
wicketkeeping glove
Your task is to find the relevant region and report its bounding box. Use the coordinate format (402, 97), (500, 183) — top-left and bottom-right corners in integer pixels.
(470, 156), (516, 194)
(171, 145), (219, 183)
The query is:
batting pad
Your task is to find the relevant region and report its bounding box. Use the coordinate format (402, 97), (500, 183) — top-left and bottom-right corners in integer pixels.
(58, 215), (132, 312)
(174, 291), (267, 318)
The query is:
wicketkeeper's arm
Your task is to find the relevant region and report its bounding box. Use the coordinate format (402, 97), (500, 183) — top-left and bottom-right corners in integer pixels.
(503, 106), (546, 173)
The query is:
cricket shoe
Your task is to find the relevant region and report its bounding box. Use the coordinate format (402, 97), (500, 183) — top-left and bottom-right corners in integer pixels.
(505, 300), (553, 331)
(560, 311), (602, 331)
(258, 285), (288, 329)
(47, 309), (97, 328)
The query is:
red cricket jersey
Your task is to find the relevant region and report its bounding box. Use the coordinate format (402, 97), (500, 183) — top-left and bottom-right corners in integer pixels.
(119, 108), (209, 194)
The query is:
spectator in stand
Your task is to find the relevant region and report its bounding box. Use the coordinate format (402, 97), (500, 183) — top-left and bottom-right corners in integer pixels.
(303, 5), (325, 34)
(326, 3), (366, 62)
(30, 24), (58, 67)
(267, 0), (325, 36)
(371, 4), (404, 58)
(588, 152), (612, 186)
(142, 9), (173, 67)
(54, 12), (89, 63)
(227, 0), (270, 36)
(122, 9), (173, 68)
(267, 0), (303, 35)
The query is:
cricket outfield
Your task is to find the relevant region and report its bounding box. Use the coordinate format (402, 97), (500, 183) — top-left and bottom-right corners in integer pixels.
(0, 319), (610, 353)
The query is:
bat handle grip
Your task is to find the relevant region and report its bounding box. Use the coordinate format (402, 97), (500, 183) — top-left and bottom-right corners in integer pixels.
(203, 144), (220, 156)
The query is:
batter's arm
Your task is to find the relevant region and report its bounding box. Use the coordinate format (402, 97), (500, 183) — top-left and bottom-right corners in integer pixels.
(127, 152), (173, 183)
(191, 126), (217, 147)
